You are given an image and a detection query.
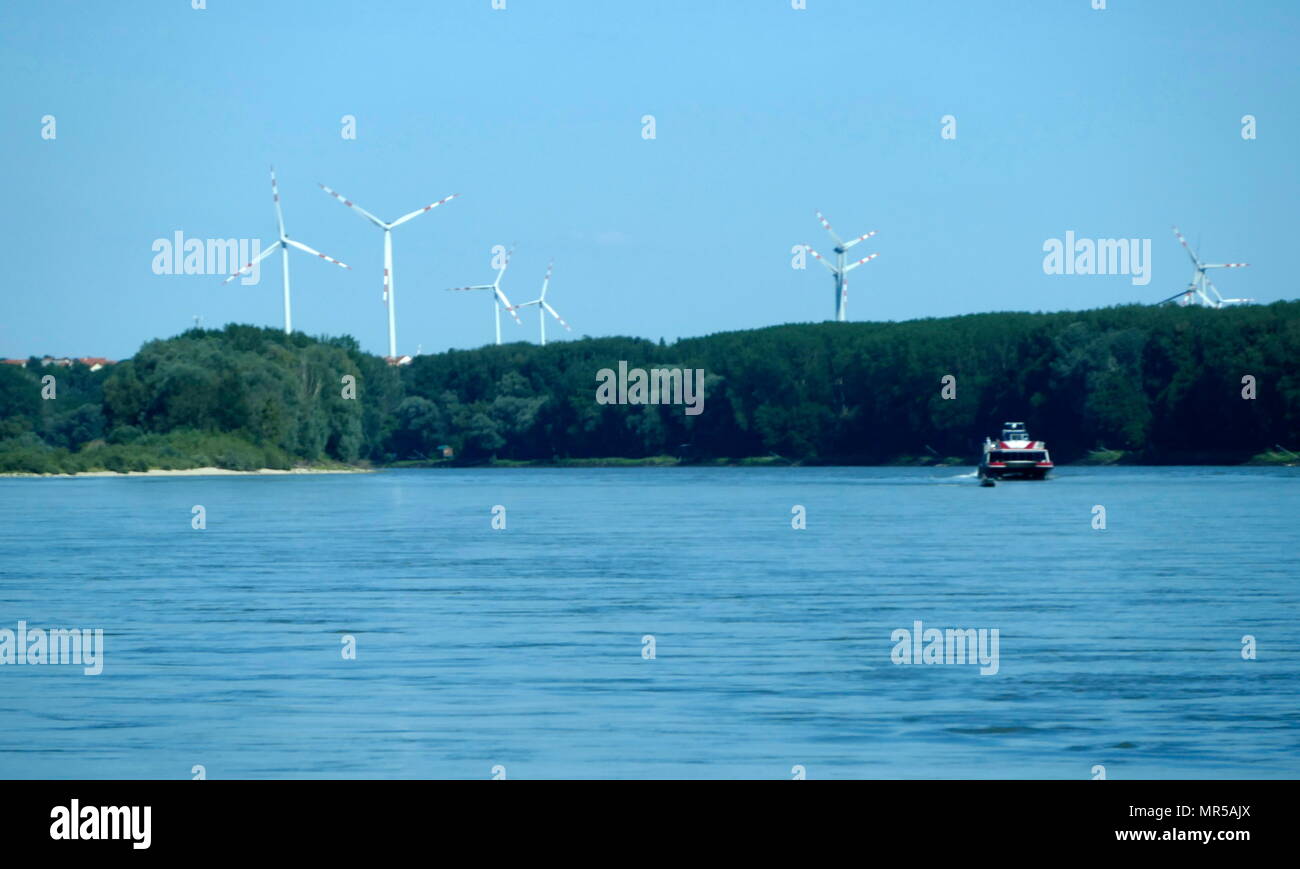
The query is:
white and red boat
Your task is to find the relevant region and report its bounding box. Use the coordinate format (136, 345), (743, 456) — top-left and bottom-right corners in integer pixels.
(979, 422), (1053, 482)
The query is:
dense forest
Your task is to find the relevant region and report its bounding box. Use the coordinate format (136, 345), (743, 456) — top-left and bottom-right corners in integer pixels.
(2, 302), (1298, 473)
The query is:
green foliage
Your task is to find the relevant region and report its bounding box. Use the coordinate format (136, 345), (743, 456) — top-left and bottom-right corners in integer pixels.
(3, 304), (1298, 473)
(3, 326), (365, 473)
(395, 303), (1300, 464)
(0, 364), (43, 438)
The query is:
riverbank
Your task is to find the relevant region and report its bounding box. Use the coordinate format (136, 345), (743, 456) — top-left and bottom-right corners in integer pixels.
(1, 465), (373, 478)
(4, 451), (1294, 477)
(6, 310), (1299, 476)
(1074, 448), (1298, 467)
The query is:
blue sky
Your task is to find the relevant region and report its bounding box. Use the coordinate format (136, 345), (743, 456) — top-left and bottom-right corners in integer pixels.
(2, 0), (1296, 359)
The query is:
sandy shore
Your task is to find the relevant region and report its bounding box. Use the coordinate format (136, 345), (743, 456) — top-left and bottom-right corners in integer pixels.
(1, 466), (373, 478)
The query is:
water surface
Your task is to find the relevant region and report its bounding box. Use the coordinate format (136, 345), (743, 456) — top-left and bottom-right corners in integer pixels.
(1, 466), (1296, 779)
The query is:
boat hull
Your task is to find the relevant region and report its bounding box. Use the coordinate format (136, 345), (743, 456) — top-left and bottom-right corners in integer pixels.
(979, 463), (1051, 481)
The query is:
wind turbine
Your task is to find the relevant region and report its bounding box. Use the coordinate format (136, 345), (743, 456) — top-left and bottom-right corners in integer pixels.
(318, 181), (458, 357)
(1155, 226), (1252, 308)
(507, 260), (572, 346)
(446, 244), (523, 346)
(804, 210), (879, 321)
(223, 167), (352, 334)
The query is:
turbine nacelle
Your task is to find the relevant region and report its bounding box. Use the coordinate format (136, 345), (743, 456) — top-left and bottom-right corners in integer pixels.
(805, 211), (878, 322)
(446, 243), (527, 346)
(318, 181), (459, 356)
(1159, 226), (1252, 310)
(505, 260), (571, 346)
(222, 167), (352, 335)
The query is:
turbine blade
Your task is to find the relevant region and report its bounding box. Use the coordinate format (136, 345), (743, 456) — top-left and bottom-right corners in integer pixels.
(1172, 226), (1202, 268)
(270, 166), (286, 238)
(318, 183), (387, 228)
(843, 252), (879, 272)
(816, 210), (844, 245)
(1203, 276), (1240, 305)
(389, 193), (459, 228)
(1203, 262), (1250, 269)
(543, 301), (572, 330)
(496, 288), (522, 323)
(222, 240), (281, 283)
(285, 238), (352, 270)
(805, 246), (838, 274)
(841, 229), (878, 250)
(447, 285), (495, 291)
(540, 259), (553, 300)
(493, 243), (517, 287)
(1154, 289), (1194, 305)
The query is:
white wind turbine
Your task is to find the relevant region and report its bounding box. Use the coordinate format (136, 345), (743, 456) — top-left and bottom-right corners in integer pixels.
(506, 260), (572, 346)
(223, 167), (352, 333)
(446, 244), (523, 346)
(1155, 226), (1252, 309)
(318, 181), (458, 357)
(804, 210), (879, 321)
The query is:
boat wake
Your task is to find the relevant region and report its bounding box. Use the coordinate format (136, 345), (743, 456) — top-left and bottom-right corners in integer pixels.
(934, 470), (979, 482)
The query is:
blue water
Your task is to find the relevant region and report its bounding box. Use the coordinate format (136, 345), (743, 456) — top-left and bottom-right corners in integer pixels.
(0, 466), (1296, 779)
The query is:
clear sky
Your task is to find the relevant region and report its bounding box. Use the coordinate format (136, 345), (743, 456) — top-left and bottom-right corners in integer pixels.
(2, 0), (1296, 359)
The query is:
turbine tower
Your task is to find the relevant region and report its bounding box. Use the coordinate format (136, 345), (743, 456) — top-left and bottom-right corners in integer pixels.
(447, 244), (523, 346)
(223, 167), (352, 333)
(318, 181), (458, 357)
(1155, 226), (1252, 309)
(804, 210), (878, 321)
(507, 260), (572, 346)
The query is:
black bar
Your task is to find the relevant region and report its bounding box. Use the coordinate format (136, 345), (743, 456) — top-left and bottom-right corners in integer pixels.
(4, 780), (1283, 855)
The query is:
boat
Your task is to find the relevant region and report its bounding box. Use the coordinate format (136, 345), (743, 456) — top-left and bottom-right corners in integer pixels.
(978, 422), (1053, 481)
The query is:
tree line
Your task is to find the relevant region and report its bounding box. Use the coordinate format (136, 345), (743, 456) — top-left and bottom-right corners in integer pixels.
(2, 302), (1297, 473)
